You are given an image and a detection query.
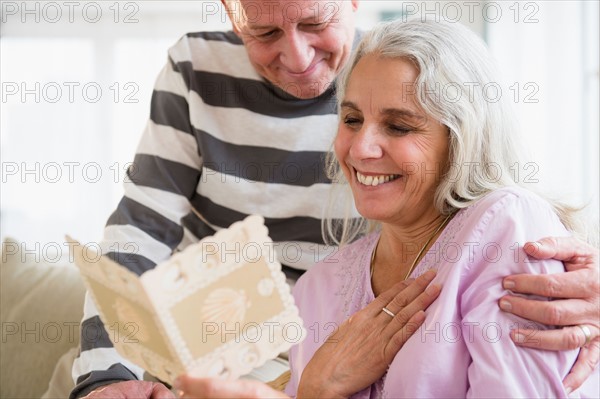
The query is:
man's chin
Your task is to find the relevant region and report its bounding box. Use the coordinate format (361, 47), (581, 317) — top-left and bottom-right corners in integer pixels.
(276, 81), (333, 99)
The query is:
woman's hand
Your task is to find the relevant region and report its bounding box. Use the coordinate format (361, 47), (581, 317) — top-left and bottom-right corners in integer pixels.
(297, 270), (441, 398)
(498, 236), (599, 393)
(174, 377), (289, 399)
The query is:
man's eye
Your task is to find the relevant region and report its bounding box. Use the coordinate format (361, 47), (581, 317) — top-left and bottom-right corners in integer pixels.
(257, 30), (278, 39)
(343, 117), (361, 126)
(305, 22), (327, 30)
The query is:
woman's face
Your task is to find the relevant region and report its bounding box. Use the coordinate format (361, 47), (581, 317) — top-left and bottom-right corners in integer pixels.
(334, 54), (450, 225)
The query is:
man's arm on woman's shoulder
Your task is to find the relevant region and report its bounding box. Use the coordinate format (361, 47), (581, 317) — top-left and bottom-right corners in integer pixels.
(499, 236), (599, 393)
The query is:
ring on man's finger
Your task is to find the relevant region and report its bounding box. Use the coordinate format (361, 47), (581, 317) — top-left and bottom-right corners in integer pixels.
(578, 325), (592, 347)
(382, 307), (395, 317)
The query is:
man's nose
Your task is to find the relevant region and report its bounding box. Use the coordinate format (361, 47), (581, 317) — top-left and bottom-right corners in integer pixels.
(279, 31), (314, 73)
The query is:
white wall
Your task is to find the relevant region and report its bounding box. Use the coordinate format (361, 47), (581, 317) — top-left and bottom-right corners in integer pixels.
(486, 1), (599, 226)
(1, 1), (598, 253)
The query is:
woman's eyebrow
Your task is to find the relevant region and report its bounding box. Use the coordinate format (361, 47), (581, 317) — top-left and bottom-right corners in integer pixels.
(341, 101), (427, 123)
(381, 108), (423, 119)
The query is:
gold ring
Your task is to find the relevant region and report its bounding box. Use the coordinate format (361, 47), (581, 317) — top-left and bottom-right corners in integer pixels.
(578, 325), (592, 347)
(382, 307), (395, 317)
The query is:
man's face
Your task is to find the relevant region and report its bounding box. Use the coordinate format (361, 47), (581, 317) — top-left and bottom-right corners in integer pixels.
(225, 0), (359, 99)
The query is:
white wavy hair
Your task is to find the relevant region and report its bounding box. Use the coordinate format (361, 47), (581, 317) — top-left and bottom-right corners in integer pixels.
(324, 17), (584, 246)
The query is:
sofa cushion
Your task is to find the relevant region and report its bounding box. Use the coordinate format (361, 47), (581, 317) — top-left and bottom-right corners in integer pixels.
(1, 238), (86, 399)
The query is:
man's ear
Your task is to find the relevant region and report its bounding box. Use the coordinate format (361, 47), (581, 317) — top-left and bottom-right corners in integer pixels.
(221, 0), (242, 36)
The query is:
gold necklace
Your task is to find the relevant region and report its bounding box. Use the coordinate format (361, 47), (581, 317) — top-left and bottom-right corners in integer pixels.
(370, 212), (454, 281)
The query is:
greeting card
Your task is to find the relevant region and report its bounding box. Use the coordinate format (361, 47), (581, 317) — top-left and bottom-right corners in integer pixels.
(69, 215), (304, 384)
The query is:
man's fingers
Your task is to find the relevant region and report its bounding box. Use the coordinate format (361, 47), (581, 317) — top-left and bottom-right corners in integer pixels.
(84, 381), (174, 399)
(149, 383), (176, 399)
(502, 269), (595, 298)
(511, 327), (600, 393)
(524, 237), (597, 266)
(499, 295), (595, 326)
(510, 325), (600, 351)
(563, 338), (600, 393)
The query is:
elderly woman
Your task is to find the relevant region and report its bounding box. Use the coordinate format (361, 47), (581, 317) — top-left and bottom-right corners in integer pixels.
(279, 18), (599, 398)
(172, 18), (598, 399)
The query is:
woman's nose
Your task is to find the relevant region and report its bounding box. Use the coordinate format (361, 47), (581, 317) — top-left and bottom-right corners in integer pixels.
(349, 127), (384, 160)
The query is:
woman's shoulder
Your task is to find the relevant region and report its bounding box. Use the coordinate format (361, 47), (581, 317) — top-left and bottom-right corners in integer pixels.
(463, 186), (561, 225)
(473, 185), (551, 208)
(440, 186), (568, 252)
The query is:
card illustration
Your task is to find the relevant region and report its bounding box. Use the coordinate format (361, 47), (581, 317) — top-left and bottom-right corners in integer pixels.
(68, 215), (305, 384)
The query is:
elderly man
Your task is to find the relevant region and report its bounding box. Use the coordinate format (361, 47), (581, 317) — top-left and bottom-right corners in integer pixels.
(72, 1), (599, 398)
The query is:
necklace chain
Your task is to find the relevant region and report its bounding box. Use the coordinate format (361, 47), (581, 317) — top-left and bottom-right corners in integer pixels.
(370, 213), (454, 281)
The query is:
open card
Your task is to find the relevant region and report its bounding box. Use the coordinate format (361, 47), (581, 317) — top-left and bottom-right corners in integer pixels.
(68, 215), (305, 384)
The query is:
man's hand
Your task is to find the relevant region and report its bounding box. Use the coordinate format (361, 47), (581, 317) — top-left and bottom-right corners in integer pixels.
(82, 381), (175, 399)
(297, 270), (441, 398)
(498, 236), (599, 393)
(174, 377), (289, 399)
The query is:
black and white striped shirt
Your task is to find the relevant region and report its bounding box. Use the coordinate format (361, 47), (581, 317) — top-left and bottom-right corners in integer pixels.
(71, 31), (357, 398)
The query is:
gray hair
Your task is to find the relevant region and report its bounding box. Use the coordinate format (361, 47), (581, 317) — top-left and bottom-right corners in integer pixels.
(324, 17), (585, 246)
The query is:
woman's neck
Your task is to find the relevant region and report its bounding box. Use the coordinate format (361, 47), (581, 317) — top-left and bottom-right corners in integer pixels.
(371, 210), (449, 295)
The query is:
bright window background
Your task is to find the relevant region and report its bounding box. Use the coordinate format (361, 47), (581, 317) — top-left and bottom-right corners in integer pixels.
(1, 1), (598, 251)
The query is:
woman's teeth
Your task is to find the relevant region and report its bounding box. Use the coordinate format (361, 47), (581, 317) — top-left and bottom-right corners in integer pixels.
(356, 171), (400, 187)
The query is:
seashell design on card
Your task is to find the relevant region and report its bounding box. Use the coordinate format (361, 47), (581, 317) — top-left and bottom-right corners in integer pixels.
(200, 288), (250, 325)
(257, 278), (275, 297)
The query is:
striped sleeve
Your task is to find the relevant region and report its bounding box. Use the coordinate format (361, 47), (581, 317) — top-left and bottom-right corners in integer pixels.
(70, 50), (201, 398)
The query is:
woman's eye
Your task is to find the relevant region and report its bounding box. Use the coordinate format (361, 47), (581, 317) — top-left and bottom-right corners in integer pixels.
(388, 125), (411, 135)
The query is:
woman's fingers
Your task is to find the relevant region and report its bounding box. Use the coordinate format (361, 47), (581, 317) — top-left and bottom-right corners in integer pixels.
(365, 278), (416, 316)
(388, 282), (441, 327)
(383, 270), (439, 316)
(174, 376), (289, 399)
(296, 271), (440, 398)
(386, 310), (427, 361)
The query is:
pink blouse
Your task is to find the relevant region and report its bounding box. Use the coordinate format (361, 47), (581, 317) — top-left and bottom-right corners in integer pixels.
(285, 187), (599, 398)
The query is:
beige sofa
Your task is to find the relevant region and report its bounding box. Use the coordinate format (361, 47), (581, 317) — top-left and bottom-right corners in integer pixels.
(1, 238), (85, 398)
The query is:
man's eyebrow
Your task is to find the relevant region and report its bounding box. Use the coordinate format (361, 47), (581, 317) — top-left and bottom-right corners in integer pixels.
(246, 14), (325, 30)
(340, 101), (358, 110)
(246, 24), (276, 31)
